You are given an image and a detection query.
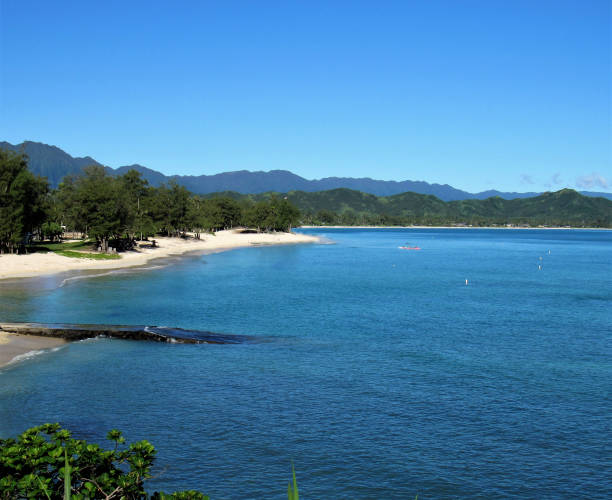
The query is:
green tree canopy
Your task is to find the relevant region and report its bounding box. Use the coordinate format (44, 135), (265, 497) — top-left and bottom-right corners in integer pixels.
(0, 149), (49, 253)
(72, 166), (129, 252)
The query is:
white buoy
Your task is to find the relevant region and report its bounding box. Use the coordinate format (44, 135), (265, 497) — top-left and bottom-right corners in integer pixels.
(465, 279), (468, 285)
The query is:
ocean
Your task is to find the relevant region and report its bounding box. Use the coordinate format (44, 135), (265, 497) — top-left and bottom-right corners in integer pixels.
(1, 228), (610, 499)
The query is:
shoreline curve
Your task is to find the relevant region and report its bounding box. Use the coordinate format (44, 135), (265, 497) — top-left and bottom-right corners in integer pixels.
(0, 229), (320, 281)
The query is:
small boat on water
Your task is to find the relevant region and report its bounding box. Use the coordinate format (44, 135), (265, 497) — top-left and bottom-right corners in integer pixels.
(398, 245), (421, 250)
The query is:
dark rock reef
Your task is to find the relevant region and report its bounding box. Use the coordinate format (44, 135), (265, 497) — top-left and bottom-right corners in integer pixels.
(0, 322), (253, 344)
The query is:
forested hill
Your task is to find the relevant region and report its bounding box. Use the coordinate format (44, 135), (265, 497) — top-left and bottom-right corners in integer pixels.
(0, 141), (103, 188)
(211, 188), (612, 227)
(3, 141), (611, 201)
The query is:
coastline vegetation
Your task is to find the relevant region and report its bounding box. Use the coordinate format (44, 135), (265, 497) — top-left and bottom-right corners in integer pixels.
(218, 187), (612, 228)
(0, 149), (301, 255)
(2, 147), (610, 256)
(0, 423), (209, 499)
(0, 424), (303, 499)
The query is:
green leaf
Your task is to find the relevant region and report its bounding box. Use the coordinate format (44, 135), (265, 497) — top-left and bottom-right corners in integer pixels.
(64, 447), (71, 500)
(287, 463), (299, 500)
(36, 476), (51, 500)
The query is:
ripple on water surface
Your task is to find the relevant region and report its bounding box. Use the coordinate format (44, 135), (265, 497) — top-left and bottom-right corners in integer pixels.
(0, 229), (611, 499)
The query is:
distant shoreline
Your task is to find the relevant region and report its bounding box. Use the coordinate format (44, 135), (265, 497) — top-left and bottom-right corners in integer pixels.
(300, 225), (612, 230)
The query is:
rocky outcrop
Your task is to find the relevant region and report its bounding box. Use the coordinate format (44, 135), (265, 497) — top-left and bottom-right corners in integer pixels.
(0, 322), (252, 344)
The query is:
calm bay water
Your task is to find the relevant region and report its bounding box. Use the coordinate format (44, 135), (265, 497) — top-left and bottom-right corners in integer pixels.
(1, 228), (610, 499)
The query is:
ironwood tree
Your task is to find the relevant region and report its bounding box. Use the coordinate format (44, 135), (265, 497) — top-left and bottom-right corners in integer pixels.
(0, 149), (49, 253)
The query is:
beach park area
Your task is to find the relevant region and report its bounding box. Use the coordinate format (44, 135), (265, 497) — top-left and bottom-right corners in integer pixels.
(0, 229), (318, 281)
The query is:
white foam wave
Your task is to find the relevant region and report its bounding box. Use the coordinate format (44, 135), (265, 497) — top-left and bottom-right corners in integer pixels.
(58, 265), (168, 287)
(59, 271), (117, 287)
(78, 336), (103, 343)
(5, 344), (67, 368)
(135, 265), (167, 271)
(9, 349), (45, 364)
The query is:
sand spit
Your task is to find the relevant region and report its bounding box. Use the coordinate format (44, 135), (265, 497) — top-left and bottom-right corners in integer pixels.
(0, 230), (319, 280)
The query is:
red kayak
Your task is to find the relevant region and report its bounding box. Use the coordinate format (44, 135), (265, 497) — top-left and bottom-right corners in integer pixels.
(398, 246), (421, 250)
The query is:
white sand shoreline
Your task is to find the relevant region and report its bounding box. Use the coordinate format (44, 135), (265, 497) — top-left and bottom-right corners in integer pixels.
(0, 229), (320, 280)
(0, 332), (66, 369)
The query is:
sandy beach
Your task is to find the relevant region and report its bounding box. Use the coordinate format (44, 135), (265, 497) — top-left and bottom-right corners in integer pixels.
(0, 229), (319, 280)
(0, 229), (318, 367)
(0, 331), (66, 369)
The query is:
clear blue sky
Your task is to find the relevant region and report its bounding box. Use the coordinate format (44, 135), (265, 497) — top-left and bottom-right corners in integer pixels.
(1, 0), (610, 193)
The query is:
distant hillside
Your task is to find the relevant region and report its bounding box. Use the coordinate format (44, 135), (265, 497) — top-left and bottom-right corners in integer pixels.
(447, 189), (612, 221)
(219, 188), (611, 227)
(111, 164), (169, 187)
(0, 141), (103, 188)
(2, 140), (611, 202)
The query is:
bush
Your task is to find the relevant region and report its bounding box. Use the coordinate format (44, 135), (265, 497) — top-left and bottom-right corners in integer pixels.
(0, 423), (208, 499)
(41, 221), (63, 242)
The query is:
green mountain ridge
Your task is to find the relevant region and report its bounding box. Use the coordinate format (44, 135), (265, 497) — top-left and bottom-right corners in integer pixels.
(3, 140), (612, 202)
(206, 188), (612, 227)
(1, 143), (610, 227)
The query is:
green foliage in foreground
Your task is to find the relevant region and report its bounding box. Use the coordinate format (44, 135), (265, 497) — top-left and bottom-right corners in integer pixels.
(1, 424), (303, 500)
(0, 423), (209, 499)
(287, 463), (299, 500)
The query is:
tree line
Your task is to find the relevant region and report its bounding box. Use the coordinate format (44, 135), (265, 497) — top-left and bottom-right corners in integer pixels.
(3, 147), (608, 254)
(192, 187), (612, 228)
(299, 209), (596, 228)
(0, 149), (300, 254)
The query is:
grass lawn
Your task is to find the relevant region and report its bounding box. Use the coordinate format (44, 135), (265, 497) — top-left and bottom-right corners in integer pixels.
(29, 240), (121, 260)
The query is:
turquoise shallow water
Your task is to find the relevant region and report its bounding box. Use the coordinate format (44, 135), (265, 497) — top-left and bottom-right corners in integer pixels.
(1, 228), (611, 499)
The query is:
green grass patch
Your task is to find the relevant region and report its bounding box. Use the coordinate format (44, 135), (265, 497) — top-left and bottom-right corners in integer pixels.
(44, 240), (93, 250)
(54, 250), (120, 260)
(29, 239), (120, 259)
(30, 240), (95, 253)
(27, 239), (122, 260)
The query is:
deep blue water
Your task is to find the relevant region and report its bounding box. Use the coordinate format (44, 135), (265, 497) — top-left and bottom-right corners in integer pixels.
(1, 228), (611, 499)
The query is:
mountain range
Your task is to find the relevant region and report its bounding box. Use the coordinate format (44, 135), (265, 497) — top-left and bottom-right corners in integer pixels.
(208, 187), (610, 227)
(2, 140), (611, 202)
